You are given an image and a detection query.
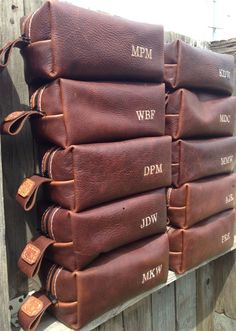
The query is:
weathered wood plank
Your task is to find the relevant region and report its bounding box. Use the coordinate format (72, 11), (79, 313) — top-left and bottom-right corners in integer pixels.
(152, 283), (175, 331)
(175, 272), (197, 331)
(196, 262), (215, 331)
(213, 312), (236, 331)
(123, 296), (152, 331)
(98, 313), (123, 331)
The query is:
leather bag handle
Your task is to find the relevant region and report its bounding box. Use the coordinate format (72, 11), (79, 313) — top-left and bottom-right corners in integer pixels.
(16, 175), (52, 211)
(18, 291), (52, 331)
(1, 110), (43, 135)
(0, 37), (28, 72)
(18, 235), (55, 278)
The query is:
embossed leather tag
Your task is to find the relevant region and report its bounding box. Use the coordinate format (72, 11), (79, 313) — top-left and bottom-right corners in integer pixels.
(17, 178), (35, 198)
(21, 296), (43, 317)
(21, 243), (40, 265)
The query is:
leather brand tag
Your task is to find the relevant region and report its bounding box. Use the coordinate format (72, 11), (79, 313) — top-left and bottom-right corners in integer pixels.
(4, 111), (24, 122)
(21, 243), (41, 265)
(21, 296), (43, 317)
(17, 178), (35, 198)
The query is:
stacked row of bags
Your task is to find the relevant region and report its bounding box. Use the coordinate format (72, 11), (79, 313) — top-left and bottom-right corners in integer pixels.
(0, 1), (235, 330)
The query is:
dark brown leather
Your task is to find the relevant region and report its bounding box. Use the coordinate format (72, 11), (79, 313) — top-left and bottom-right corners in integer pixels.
(18, 234), (169, 330)
(0, 37), (28, 71)
(19, 189), (167, 272)
(172, 137), (236, 187)
(168, 209), (235, 274)
(164, 40), (234, 95)
(18, 1), (164, 85)
(2, 80), (165, 147)
(16, 136), (171, 211)
(165, 89), (236, 139)
(167, 173), (236, 228)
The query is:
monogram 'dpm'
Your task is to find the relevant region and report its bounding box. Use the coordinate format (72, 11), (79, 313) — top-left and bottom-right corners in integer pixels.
(2, 80), (165, 147)
(0, 1), (164, 85)
(18, 234), (169, 330)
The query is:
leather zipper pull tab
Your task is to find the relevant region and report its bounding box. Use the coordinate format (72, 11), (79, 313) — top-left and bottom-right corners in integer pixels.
(18, 291), (52, 331)
(0, 37), (28, 72)
(16, 175), (52, 211)
(18, 235), (55, 278)
(1, 110), (43, 136)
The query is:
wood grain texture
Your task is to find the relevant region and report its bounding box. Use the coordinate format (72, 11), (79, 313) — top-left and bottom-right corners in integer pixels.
(196, 262), (215, 331)
(98, 313), (123, 331)
(152, 283), (175, 331)
(175, 272), (197, 331)
(213, 312), (236, 331)
(123, 296), (152, 331)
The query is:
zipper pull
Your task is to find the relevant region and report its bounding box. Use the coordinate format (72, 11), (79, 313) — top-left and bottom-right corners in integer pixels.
(47, 292), (58, 305)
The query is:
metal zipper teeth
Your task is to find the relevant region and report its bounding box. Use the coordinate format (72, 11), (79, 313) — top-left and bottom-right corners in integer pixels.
(46, 264), (58, 304)
(41, 147), (58, 178)
(41, 206), (56, 238)
(30, 88), (42, 111)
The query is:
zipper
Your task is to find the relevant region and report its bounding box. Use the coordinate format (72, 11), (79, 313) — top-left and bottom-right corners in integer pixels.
(41, 206), (56, 238)
(46, 264), (59, 304)
(30, 88), (41, 111)
(41, 147), (59, 178)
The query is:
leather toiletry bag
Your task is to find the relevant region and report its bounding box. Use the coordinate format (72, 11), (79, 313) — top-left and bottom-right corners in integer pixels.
(168, 209), (235, 274)
(164, 40), (234, 95)
(18, 189), (167, 273)
(165, 89), (236, 139)
(2, 80), (165, 147)
(18, 234), (169, 330)
(172, 136), (236, 187)
(16, 136), (172, 212)
(167, 173), (236, 228)
(0, 1), (164, 85)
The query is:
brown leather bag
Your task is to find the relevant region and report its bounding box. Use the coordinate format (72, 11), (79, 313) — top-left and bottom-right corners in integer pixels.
(167, 173), (236, 228)
(18, 234), (169, 331)
(165, 89), (236, 139)
(18, 189), (167, 274)
(16, 136), (171, 212)
(168, 209), (235, 274)
(164, 40), (234, 95)
(2, 80), (165, 147)
(0, 1), (164, 85)
(172, 136), (236, 187)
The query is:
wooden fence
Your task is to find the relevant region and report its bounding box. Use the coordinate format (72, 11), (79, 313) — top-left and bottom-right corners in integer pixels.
(0, 1), (235, 330)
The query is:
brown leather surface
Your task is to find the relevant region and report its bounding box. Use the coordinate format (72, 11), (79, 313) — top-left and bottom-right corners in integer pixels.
(165, 89), (236, 139)
(168, 209), (235, 274)
(172, 137), (236, 187)
(164, 40), (234, 95)
(37, 234), (169, 329)
(42, 136), (171, 211)
(167, 173), (236, 228)
(20, 1), (164, 85)
(29, 80), (166, 147)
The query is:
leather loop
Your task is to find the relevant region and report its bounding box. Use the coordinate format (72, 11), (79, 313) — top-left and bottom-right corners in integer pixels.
(0, 38), (28, 72)
(18, 291), (52, 331)
(18, 235), (55, 278)
(16, 175), (52, 211)
(1, 110), (43, 135)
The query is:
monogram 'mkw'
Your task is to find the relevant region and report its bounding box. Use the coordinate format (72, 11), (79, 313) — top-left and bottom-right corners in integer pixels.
(140, 212), (158, 229)
(221, 155), (234, 165)
(131, 45), (153, 60)
(142, 264), (163, 284)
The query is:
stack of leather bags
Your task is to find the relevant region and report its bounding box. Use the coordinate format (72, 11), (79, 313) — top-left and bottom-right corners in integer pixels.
(164, 40), (236, 274)
(0, 1), (171, 330)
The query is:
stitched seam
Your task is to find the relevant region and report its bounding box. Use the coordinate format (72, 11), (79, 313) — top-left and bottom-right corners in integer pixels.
(28, 9), (40, 40)
(48, 148), (60, 179)
(49, 207), (61, 240)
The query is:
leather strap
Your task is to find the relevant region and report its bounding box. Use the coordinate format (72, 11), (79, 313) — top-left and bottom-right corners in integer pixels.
(16, 175), (52, 211)
(1, 110), (43, 135)
(18, 291), (52, 331)
(18, 235), (55, 278)
(0, 37), (28, 72)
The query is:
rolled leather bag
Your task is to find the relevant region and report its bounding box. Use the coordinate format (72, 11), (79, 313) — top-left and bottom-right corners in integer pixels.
(164, 40), (234, 95)
(165, 89), (236, 139)
(18, 234), (169, 331)
(167, 173), (236, 228)
(18, 189), (167, 274)
(2, 80), (165, 147)
(16, 136), (172, 211)
(168, 209), (235, 274)
(172, 136), (236, 187)
(0, 1), (164, 85)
